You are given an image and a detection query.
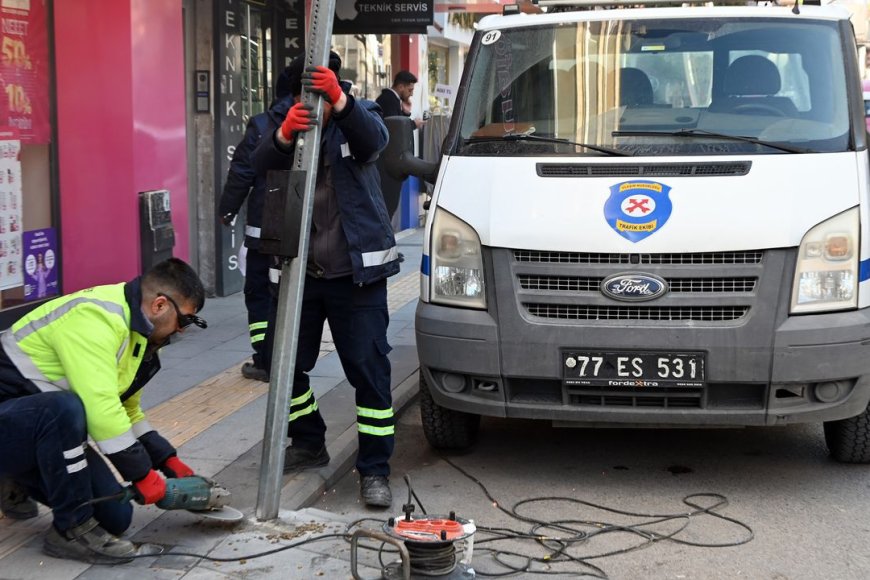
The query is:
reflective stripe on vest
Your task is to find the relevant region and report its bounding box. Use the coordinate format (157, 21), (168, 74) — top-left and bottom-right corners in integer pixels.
(96, 428), (138, 455)
(246, 225), (262, 238)
(11, 297), (126, 341)
(0, 331), (67, 392)
(131, 419), (154, 438)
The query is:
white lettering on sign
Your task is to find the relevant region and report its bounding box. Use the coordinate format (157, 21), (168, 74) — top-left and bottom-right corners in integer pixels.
(357, 2), (426, 12)
(359, 3), (392, 11)
(1, 18), (28, 36)
(434, 84), (455, 98)
(1, 0), (30, 11)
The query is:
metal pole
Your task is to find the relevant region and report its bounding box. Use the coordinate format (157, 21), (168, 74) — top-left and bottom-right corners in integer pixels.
(256, 0), (336, 521)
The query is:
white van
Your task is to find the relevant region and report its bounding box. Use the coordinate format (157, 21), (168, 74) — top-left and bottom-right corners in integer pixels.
(386, 1), (870, 461)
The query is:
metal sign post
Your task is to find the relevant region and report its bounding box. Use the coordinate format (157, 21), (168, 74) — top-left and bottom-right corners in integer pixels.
(255, 0), (336, 522)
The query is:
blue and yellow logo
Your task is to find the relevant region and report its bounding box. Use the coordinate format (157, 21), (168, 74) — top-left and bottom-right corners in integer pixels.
(604, 180), (672, 242)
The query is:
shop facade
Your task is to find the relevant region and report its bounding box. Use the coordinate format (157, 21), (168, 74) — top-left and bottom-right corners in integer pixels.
(0, 0), (190, 327)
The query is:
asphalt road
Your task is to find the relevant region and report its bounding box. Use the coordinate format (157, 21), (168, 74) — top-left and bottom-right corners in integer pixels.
(316, 398), (870, 579)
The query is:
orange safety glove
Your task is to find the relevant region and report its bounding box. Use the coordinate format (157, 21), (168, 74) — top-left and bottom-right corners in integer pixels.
(302, 66), (343, 104)
(280, 102), (316, 141)
(133, 470), (167, 505)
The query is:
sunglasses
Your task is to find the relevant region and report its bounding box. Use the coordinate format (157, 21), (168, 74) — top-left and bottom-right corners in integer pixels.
(158, 293), (208, 329)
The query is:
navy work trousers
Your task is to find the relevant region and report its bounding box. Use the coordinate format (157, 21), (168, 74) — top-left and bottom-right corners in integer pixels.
(0, 392), (132, 534)
(280, 276), (394, 476)
(244, 246), (272, 370)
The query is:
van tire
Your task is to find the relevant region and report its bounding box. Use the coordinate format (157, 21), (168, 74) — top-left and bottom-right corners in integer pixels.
(823, 407), (870, 463)
(419, 371), (480, 450)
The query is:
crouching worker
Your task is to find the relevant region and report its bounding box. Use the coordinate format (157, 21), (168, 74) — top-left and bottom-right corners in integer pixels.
(0, 258), (207, 564)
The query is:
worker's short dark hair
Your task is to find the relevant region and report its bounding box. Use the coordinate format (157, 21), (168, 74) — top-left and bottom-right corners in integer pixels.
(143, 258), (206, 312)
(393, 70), (417, 87)
(285, 51), (342, 98)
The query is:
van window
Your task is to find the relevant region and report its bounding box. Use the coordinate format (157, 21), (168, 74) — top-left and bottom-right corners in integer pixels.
(459, 18), (850, 156)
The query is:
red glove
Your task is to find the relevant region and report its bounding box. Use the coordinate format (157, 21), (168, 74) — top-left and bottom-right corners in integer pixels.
(133, 470), (167, 505)
(302, 66), (343, 104)
(161, 456), (195, 479)
(280, 102), (315, 141)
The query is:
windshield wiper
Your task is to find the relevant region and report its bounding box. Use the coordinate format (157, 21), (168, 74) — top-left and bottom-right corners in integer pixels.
(464, 133), (633, 156)
(611, 129), (808, 154)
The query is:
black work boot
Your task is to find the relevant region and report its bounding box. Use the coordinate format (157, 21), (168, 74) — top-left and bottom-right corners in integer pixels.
(282, 445), (330, 473)
(43, 517), (136, 564)
(241, 362), (269, 382)
(0, 478), (38, 520)
(360, 475), (392, 508)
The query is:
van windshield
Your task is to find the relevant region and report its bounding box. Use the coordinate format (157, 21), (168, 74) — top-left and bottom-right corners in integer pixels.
(458, 18), (850, 156)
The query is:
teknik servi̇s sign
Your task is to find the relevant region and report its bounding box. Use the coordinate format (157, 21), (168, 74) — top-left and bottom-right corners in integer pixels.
(334, 0), (433, 34)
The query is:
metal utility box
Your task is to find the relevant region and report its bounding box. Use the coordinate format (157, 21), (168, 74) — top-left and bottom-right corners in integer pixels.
(139, 189), (175, 272)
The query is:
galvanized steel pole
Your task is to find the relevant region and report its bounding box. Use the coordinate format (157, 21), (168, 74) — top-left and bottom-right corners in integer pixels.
(256, 0), (336, 521)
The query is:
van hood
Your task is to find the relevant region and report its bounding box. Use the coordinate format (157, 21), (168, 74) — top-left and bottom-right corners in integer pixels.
(435, 153), (862, 253)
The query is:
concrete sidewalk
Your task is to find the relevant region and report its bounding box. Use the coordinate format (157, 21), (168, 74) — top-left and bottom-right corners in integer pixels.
(0, 228), (425, 580)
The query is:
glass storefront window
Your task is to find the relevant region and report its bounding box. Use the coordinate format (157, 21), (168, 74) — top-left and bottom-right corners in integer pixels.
(239, 5), (270, 121)
(428, 45), (448, 112)
(0, 1), (55, 311)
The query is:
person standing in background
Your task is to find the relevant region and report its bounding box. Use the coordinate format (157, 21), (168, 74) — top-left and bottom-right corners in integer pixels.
(376, 71), (423, 233)
(218, 68), (298, 383)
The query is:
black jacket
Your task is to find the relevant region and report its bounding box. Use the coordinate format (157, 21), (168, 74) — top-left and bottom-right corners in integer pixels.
(375, 88), (409, 119)
(218, 97), (294, 248)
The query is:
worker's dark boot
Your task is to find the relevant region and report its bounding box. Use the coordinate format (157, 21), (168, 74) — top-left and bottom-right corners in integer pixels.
(282, 445), (329, 473)
(43, 517), (136, 564)
(241, 362), (269, 382)
(0, 478), (38, 520)
(360, 475), (392, 508)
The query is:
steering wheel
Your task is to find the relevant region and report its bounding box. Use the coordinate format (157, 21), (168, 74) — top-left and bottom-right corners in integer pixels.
(731, 103), (785, 117)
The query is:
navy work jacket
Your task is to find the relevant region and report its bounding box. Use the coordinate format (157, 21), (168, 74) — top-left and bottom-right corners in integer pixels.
(252, 93), (400, 285)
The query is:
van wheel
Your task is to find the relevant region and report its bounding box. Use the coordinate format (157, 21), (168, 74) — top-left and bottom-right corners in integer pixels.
(823, 406), (870, 463)
(419, 371), (480, 450)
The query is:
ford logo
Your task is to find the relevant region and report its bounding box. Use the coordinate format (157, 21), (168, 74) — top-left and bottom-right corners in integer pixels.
(601, 273), (668, 302)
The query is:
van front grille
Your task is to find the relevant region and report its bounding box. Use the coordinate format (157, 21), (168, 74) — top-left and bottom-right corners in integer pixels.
(519, 275), (756, 293)
(523, 304), (749, 321)
(513, 250), (763, 265)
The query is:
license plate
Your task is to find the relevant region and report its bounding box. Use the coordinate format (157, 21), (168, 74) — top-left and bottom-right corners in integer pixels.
(562, 350), (705, 388)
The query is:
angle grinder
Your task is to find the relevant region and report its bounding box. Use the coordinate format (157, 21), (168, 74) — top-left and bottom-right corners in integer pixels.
(121, 475), (243, 522)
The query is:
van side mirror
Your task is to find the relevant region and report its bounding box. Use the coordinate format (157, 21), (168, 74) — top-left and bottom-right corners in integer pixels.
(384, 116), (440, 185)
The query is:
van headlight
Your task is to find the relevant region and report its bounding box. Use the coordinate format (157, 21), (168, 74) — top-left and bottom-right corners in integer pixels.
(790, 207), (858, 314)
(430, 208), (486, 309)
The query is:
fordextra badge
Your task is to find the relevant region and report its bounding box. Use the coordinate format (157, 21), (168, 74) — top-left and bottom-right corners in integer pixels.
(604, 180), (672, 242)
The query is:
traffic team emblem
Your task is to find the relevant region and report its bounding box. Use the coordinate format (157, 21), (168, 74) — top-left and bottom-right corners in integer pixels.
(604, 180), (672, 242)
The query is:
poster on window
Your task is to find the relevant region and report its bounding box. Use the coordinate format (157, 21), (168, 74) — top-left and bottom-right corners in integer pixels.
(0, 0), (49, 144)
(23, 227), (55, 300)
(0, 130), (21, 290)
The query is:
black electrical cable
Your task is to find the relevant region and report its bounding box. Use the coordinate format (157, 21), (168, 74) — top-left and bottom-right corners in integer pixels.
(404, 473), (428, 515)
(437, 455), (754, 578)
(71, 456), (753, 576)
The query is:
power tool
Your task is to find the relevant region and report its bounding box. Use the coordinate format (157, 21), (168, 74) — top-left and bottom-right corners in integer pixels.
(121, 475), (242, 521)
